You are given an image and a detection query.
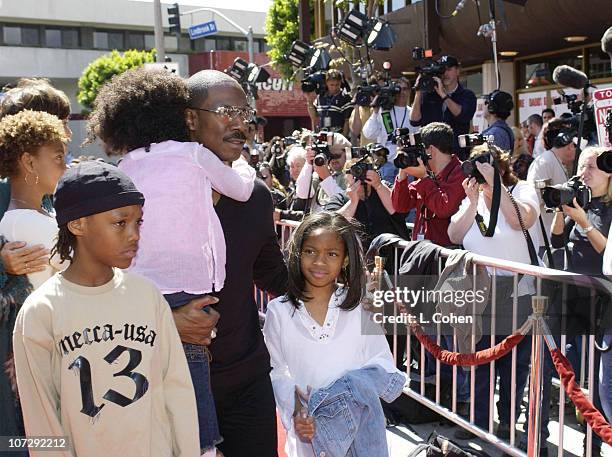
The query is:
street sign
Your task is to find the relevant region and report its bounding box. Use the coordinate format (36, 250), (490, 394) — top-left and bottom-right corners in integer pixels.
(188, 21), (218, 40)
(143, 62), (180, 75)
(593, 85), (612, 147)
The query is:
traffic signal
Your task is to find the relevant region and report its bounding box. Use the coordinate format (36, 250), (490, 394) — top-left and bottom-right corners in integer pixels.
(167, 3), (181, 37)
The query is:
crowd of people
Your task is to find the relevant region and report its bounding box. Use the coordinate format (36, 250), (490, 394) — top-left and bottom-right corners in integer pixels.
(0, 52), (610, 457)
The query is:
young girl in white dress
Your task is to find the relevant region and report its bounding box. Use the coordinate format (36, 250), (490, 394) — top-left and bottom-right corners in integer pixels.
(263, 211), (401, 457)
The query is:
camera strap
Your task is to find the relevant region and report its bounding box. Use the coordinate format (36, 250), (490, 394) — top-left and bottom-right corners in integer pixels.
(475, 170), (501, 237)
(538, 214), (556, 269)
(506, 185), (539, 267)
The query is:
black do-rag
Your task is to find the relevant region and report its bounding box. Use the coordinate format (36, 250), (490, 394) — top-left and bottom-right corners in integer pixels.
(54, 161), (145, 227)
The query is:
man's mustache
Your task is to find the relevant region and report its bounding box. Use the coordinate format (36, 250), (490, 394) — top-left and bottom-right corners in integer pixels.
(224, 132), (247, 141)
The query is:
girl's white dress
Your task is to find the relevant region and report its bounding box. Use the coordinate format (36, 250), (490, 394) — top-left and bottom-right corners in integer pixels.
(262, 288), (401, 457)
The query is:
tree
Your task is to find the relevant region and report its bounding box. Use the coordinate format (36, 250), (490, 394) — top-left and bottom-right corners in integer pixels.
(77, 49), (156, 111)
(265, 0), (300, 80)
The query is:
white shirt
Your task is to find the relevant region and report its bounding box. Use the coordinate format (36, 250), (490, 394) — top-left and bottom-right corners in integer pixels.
(263, 289), (401, 457)
(0, 209), (66, 289)
(604, 224), (612, 276)
(362, 105), (418, 161)
(526, 148), (569, 247)
(451, 181), (542, 296)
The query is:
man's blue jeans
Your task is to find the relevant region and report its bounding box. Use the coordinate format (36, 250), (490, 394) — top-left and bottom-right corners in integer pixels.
(165, 292), (222, 453)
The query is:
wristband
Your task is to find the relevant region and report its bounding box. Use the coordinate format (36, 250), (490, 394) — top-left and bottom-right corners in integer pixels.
(442, 94), (450, 102)
(583, 225), (595, 233)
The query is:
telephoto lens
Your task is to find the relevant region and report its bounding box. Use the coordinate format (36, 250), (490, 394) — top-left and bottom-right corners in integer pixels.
(596, 149), (612, 173)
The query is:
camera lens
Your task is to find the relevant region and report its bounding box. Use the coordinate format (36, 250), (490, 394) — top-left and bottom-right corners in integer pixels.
(314, 154), (327, 167)
(597, 150), (612, 174)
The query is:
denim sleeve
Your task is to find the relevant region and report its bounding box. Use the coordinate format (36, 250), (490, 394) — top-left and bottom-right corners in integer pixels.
(455, 89), (477, 124)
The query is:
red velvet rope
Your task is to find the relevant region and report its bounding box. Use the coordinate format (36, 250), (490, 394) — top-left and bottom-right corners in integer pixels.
(549, 349), (612, 446)
(409, 324), (526, 366)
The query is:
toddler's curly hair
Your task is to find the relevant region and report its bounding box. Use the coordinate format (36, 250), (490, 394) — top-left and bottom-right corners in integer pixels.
(86, 67), (190, 155)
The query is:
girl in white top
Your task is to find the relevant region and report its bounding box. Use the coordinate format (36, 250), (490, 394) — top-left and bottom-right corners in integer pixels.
(0, 110), (68, 289)
(263, 212), (401, 457)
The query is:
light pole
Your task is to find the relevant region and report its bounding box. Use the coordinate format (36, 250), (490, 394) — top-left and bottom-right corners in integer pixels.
(183, 7), (255, 63)
(153, 0), (166, 62)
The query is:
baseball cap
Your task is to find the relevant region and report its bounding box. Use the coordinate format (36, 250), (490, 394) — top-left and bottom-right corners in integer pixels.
(437, 55), (460, 68)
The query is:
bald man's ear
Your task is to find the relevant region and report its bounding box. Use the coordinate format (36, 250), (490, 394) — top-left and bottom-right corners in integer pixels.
(185, 108), (198, 132)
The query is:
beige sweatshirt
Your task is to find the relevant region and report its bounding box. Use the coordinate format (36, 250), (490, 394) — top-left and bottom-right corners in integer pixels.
(12, 269), (200, 457)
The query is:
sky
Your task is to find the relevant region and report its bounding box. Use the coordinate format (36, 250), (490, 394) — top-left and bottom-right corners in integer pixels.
(131, 0), (272, 13)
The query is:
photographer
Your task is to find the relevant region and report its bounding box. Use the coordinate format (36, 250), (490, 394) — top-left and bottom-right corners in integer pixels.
(324, 159), (410, 244)
(390, 122), (466, 247)
(527, 118), (576, 248)
(294, 132), (351, 213)
(481, 90), (515, 152)
(349, 71), (384, 146)
(305, 69), (353, 136)
(362, 77), (418, 163)
(410, 55), (477, 160)
(550, 147), (611, 273)
(266, 136), (290, 188)
(447, 144), (540, 442)
(548, 146), (611, 457)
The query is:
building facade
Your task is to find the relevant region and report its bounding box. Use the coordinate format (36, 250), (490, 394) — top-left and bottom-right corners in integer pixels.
(0, 0), (270, 158)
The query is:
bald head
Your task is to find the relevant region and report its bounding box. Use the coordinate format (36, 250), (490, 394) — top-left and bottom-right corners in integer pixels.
(186, 70), (244, 107)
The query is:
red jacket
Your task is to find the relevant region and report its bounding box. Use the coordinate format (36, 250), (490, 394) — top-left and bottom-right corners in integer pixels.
(391, 156), (466, 247)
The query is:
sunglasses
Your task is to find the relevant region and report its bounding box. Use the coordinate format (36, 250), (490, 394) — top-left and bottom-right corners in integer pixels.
(189, 105), (256, 124)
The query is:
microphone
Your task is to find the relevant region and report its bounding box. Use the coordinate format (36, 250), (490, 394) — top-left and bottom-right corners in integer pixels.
(552, 65), (589, 90)
(602, 26), (612, 64)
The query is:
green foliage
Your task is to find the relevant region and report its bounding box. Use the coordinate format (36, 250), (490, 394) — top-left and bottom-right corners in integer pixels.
(77, 49), (156, 111)
(265, 0), (300, 80)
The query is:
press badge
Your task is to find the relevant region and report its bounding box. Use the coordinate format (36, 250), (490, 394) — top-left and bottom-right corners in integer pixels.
(323, 117), (332, 128)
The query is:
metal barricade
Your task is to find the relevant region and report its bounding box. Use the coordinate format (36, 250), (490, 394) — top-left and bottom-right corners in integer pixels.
(253, 219), (301, 313)
(379, 240), (604, 457)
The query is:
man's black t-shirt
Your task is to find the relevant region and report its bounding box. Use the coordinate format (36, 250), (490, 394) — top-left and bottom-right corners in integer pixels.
(209, 180), (288, 393)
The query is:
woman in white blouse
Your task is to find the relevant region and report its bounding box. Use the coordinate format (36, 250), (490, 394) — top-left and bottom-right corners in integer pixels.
(0, 110), (68, 289)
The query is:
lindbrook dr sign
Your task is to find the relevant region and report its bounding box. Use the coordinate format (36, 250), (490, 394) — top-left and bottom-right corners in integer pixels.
(188, 51), (309, 118)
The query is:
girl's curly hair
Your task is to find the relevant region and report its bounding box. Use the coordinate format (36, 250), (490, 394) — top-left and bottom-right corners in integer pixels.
(86, 67), (190, 155)
(0, 110), (67, 178)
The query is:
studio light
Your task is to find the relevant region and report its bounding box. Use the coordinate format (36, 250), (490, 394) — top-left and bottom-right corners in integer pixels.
(366, 20), (397, 50)
(337, 10), (369, 46)
(288, 40), (311, 67)
(227, 58), (249, 81)
(288, 40), (331, 72)
(337, 10), (396, 50)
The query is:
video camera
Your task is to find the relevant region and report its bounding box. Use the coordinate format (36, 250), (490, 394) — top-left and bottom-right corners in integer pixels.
(412, 47), (445, 93)
(355, 81), (401, 110)
(301, 70), (327, 95)
(542, 176), (592, 209)
(392, 128), (429, 169)
(551, 92), (596, 140)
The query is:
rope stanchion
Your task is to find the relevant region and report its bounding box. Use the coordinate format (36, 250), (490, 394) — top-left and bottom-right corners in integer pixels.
(549, 348), (612, 446)
(409, 322), (529, 366)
